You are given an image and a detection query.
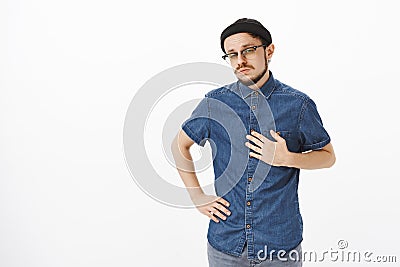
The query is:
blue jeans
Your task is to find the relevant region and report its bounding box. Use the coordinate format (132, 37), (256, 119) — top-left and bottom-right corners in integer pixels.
(207, 241), (302, 267)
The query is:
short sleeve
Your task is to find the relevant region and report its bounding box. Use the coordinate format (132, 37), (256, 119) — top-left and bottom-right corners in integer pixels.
(181, 97), (210, 147)
(299, 98), (331, 152)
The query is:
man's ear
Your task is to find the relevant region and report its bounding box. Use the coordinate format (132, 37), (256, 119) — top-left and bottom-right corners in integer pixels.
(266, 44), (275, 60)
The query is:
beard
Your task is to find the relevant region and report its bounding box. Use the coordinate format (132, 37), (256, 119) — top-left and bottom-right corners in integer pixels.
(235, 55), (268, 87)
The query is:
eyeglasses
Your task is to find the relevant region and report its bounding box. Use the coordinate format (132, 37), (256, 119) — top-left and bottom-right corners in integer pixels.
(222, 44), (267, 63)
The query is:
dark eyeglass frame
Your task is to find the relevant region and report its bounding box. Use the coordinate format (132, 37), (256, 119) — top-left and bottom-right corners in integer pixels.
(222, 44), (268, 61)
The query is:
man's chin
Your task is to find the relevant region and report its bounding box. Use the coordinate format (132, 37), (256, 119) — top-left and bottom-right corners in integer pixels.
(238, 78), (255, 86)
(237, 75), (256, 87)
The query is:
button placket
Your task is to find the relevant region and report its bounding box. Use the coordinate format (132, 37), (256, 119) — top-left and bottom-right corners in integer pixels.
(244, 89), (259, 253)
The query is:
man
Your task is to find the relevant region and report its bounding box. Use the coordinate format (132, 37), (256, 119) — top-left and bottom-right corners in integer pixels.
(171, 18), (335, 267)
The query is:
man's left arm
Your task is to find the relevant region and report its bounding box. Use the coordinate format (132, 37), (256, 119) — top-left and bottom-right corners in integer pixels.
(286, 141), (335, 169)
(245, 129), (336, 169)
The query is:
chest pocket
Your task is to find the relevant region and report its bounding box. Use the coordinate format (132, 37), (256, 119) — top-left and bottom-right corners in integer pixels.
(263, 130), (301, 153)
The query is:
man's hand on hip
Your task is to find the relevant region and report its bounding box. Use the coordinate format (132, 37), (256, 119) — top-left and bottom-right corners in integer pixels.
(192, 193), (231, 223)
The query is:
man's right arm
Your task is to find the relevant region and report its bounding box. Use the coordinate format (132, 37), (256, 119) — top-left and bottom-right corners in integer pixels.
(171, 129), (231, 223)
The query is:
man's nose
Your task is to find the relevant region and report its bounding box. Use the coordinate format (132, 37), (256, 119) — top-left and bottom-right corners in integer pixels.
(236, 53), (247, 65)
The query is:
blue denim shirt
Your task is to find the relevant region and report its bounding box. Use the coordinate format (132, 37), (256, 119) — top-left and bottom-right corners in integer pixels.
(181, 71), (330, 260)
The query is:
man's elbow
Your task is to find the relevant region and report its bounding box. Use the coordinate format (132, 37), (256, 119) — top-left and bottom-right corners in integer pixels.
(325, 151), (336, 168)
(171, 135), (180, 160)
(320, 143), (335, 168)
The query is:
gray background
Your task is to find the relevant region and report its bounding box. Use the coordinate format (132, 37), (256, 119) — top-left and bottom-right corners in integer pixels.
(1, 0), (399, 266)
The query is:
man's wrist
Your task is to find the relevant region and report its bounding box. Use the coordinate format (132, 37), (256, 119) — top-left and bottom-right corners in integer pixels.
(188, 187), (205, 200)
(285, 151), (298, 168)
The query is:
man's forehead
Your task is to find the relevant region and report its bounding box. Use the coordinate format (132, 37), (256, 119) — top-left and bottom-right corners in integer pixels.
(224, 33), (261, 52)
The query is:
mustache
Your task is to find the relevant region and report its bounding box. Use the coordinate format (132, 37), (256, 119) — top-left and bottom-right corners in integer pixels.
(235, 64), (254, 72)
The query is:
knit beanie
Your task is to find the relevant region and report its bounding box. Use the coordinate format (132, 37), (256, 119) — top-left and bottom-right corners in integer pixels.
(220, 18), (272, 53)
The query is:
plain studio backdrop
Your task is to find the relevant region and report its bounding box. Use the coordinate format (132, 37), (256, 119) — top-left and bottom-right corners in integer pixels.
(1, 0), (399, 266)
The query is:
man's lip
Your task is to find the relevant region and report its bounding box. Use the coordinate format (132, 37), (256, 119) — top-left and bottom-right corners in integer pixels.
(238, 68), (251, 73)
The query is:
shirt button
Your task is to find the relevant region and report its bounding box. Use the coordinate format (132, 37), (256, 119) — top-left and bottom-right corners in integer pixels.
(255, 92), (258, 96)
(246, 224), (251, 229)
(248, 177), (252, 182)
(251, 105), (256, 110)
(247, 201), (251, 206)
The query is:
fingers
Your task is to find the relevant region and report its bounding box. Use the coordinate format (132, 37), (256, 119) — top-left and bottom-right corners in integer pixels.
(246, 133), (264, 146)
(215, 201), (231, 216)
(245, 141), (262, 154)
(249, 131), (266, 142)
(208, 208), (226, 222)
(245, 131), (265, 154)
(248, 130), (285, 143)
(270, 130), (285, 142)
(248, 130), (275, 145)
(216, 197), (230, 208)
(207, 209), (220, 223)
(205, 198), (231, 223)
(249, 151), (262, 160)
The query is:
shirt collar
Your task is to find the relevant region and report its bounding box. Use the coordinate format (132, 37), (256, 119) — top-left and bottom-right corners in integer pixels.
(235, 71), (276, 99)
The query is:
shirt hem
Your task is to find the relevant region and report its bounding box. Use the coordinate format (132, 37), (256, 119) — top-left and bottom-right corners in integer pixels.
(207, 237), (242, 257)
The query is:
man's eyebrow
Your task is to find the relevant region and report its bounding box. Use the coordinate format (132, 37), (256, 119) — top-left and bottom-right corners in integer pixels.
(227, 43), (257, 53)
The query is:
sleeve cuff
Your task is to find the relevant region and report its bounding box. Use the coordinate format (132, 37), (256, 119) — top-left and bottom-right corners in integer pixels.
(181, 124), (206, 147)
(300, 137), (331, 152)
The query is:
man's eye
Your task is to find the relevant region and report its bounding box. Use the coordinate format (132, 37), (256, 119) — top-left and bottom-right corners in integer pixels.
(228, 53), (238, 59)
(243, 48), (256, 55)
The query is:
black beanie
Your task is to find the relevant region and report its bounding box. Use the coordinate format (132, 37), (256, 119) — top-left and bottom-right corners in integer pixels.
(220, 18), (272, 53)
